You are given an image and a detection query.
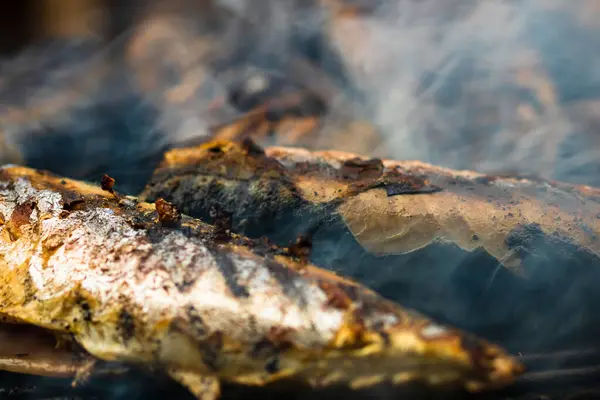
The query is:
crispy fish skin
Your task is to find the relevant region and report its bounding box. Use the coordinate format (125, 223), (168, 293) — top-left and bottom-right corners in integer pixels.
(0, 166), (522, 398)
(140, 140), (600, 273)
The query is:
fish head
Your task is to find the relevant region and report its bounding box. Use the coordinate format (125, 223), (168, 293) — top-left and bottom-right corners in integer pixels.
(272, 296), (524, 392)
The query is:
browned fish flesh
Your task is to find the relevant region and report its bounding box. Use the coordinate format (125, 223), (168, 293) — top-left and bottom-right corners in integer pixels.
(140, 139), (600, 275)
(0, 165), (522, 399)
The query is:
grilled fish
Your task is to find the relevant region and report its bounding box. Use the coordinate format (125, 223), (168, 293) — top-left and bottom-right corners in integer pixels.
(0, 165), (522, 399)
(140, 139), (600, 275)
(139, 139), (600, 353)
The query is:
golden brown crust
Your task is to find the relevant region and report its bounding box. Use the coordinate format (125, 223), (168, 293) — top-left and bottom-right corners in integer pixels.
(0, 165), (522, 395)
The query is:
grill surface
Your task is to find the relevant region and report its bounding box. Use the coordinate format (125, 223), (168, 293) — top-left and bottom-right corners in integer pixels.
(2, 349), (600, 399)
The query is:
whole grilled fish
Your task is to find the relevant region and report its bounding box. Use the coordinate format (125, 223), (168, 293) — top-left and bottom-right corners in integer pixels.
(0, 165), (522, 399)
(139, 140), (600, 353)
(140, 139), (600, 275)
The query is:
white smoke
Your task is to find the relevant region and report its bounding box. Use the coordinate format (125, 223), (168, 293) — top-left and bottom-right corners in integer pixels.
(0, 0), (599, 186)
(322, 0), (599, 182)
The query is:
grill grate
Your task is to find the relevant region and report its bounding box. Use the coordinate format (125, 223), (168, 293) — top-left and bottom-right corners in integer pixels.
(2, 348), (600, 400)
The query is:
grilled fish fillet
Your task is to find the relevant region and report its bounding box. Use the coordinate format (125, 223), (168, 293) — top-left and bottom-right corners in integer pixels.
(140, 139), (600, 274)
(0, 165), (522, 399)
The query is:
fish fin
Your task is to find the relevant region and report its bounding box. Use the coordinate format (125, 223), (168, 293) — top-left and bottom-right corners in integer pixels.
(168, 368), (221, 400)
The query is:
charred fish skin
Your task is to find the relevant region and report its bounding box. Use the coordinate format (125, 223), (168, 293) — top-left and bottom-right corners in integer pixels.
(140, 139), (333, 244)
(140, 139), (600, 274)
(0, 166), (522, 398)
(139, 139), (600, 354)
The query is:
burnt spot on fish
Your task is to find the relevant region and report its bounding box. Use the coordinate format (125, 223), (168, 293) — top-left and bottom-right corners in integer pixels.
(250, 329), (293, 372)
(262, 256), (306, 301)
(209, 204), (233, 242)
(172, 254), (207, 293)
(141, 169), (324, 248)
(381, 181), (443, 196)
(241, 137), (266, 157)
(205, 246), (250, 298)
(118, 309), (136, 342)
(155, 198), (181, 227)
(473, 176), (498, 185)
(20, 272), (37, 305)
(199, 332), (224, 372)
(59, 190), (86, 211)
(187, 305), (207, 339)
(100, 174), (115, 194)
(287, 235), (312, 263)
(340, 158), (384, 181)
(76, 297), (93, 323)
(376, 169), (443, 197)
(250, 339), (279, 359)
(8, 200), (36, 237)
(372, 323), (391, 347)
(206, 144), (224, 154)
(249, 236), (284, 258)
(264, 357), (280, 374)
(317, 280), (353, 310)
(266, 326), (294, 351)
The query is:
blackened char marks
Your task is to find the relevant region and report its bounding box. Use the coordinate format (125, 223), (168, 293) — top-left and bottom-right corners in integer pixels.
(199, 332), (224, 372)
(340, 158), (384, 181)
(250, 339), (279, 359)
(145, 166), (201, 190)
(383, 181), (443, 196)
(209, 204), (233, 242)
(264, 357), (280, 374)
(287, 235), (312, 263)
(241, 137), (266, 157)
(118, 309), (135, 341)
(378, 170), (443, 197)
(142, 164), (320, 246)
(177, 257), (207, 293)
(75, 297), (93, 322)
(61, 196), (85, 211)
(187, 306), (207, 339)
(205, 246), (250, 298)
(263, 257), (306, 303)
(250, 327), (293, 375)
(19, 272), (37, 305)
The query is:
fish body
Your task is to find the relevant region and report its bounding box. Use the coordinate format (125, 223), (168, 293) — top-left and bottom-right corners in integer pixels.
(141, 139), (600, 274)
(0, 166), (522, 399)
(139, 140), (600, 354)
